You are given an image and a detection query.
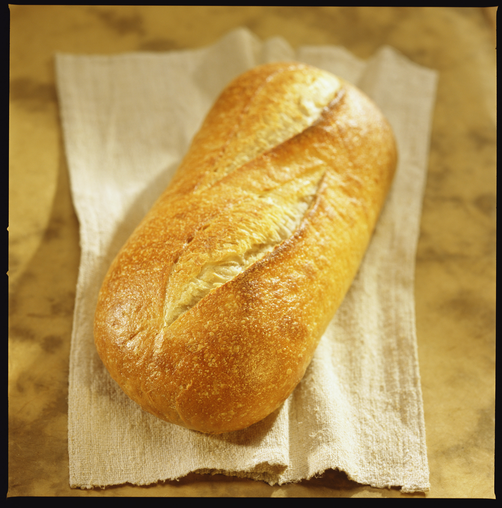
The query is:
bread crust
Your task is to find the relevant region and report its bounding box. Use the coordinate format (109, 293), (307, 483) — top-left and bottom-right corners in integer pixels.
(94, 62), (397, 434)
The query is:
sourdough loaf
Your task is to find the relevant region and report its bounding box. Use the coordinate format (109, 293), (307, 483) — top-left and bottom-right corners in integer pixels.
(94, 62), (397, 434)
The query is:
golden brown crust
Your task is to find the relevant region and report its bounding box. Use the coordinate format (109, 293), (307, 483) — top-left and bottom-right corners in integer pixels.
(94, 62), (397, 434)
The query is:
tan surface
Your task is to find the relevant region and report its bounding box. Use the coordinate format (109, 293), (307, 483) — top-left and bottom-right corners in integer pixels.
(9, 6), (496, 498)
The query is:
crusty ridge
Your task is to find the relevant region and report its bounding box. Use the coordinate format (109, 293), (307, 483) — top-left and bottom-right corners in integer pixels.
(163, 167), (327, 327)
(161, 64), (343, 327)
(165, 62), (342, 195)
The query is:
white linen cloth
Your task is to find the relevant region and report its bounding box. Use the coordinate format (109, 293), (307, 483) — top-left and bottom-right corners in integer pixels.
(56, 27), (437, 492)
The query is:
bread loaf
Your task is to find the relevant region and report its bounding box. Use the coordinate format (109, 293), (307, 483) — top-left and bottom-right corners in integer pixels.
(94, 62), (397, 434)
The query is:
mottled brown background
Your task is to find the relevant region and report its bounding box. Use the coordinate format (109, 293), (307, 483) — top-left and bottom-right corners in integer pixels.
(9, 6), (496, 498)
